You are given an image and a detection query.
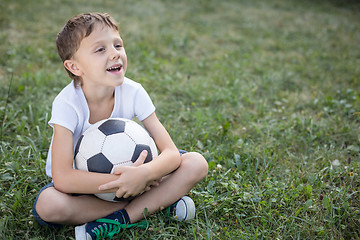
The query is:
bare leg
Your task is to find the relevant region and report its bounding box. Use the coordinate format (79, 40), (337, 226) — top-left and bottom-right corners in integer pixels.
(125, 152), (208, 222)
(35, 188), (128, 225)
(35, 152), (207, 225)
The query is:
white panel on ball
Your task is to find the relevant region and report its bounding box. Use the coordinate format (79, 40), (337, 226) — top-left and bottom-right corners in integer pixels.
(102, 133), (136, 170)
(124, 121), (150, 144)
(78, 129), (106, 160)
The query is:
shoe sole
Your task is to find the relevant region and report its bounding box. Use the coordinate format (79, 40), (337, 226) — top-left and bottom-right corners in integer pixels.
(75, 224), (89, 240)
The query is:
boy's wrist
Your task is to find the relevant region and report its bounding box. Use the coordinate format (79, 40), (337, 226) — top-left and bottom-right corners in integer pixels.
(140, 163), (154, 183)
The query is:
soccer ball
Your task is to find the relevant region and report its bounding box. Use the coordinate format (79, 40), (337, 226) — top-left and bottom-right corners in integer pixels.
(74, 118), (158, 201)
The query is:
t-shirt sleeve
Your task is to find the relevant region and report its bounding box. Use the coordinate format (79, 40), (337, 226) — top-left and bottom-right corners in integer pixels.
(134, 85), (156, 121)
(48, 97), (78, 133)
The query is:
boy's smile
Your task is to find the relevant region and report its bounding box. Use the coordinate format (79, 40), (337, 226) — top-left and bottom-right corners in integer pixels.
(64, 24), (127, 90)
(106, 63), (123, 74)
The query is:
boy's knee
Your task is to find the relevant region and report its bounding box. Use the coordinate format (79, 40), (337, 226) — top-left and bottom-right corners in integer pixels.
(182, 152), (208, 179)
(193, 152), (209, 178)
(35, 188), (71, 222)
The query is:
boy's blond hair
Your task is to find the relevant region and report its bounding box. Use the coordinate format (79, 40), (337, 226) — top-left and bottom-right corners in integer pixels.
(56, 12), (119, 86)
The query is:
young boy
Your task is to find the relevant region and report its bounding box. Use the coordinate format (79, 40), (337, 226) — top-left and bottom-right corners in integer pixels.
(32, 12), (208, 239)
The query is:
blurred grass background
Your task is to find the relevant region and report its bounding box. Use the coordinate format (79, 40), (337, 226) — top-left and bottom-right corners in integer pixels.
(1, 0), (360, 239)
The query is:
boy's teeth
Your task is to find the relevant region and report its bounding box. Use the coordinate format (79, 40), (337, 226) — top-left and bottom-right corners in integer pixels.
(107, 66), (121, 71)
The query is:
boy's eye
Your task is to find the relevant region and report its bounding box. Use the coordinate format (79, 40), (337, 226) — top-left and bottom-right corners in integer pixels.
(115, 44), (122, 49)
(95, 47), (105, 53)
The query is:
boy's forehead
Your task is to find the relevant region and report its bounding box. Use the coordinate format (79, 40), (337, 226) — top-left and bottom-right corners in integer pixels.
(81, 24), (121, 43)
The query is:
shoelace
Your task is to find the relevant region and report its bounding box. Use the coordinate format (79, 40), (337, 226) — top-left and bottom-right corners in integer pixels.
(92, 219), (148, 239)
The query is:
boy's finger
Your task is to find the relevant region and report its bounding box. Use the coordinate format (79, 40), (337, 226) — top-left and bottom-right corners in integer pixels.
(98, 181), (118, 191)
(112, 166), (124, 175)
(115, 189), (125, 198)
(122, 192), (131, 199)
(133, 150), (148, 167)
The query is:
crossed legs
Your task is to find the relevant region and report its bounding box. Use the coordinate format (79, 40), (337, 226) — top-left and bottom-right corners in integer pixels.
(34, 152), (208, 225)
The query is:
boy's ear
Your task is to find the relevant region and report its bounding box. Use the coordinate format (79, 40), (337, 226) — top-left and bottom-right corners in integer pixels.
(64, 59), (82, 76)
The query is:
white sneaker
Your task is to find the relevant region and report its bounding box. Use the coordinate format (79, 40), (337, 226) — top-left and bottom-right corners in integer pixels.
(167, 196), (196, 221)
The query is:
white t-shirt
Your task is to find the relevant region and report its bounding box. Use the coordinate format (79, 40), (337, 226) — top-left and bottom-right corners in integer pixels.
(45, 77), (156, 177)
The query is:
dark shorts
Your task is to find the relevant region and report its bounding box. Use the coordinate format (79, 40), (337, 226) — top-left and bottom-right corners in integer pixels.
(32, 149), (188, 228)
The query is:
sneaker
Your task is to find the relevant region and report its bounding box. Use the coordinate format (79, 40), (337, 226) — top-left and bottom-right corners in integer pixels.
(75, 210), (147, 240)
(165, 196), (196, 221)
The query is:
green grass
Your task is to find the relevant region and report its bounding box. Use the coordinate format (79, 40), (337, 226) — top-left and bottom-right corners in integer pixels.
(1, 0), (360, 239)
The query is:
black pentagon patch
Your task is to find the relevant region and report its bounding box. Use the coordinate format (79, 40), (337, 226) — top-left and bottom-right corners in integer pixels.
(131, 144), (153, 164)
(87, 153), (113, 174)
(113, 195), (136, 201)
(74, 135), (84, 158)
(98, 119), (125, 136)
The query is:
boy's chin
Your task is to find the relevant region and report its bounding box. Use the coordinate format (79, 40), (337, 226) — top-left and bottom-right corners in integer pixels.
(113, 77), (125, 86)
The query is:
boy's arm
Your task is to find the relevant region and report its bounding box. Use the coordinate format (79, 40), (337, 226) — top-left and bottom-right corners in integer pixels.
(51, 124), (141, 194)
(141, 112), (181, 179)
(98, 112), (181, 198)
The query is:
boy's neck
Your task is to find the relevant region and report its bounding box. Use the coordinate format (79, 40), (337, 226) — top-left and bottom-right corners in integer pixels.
(81, 84), (116, 124)
(81, 83), (115, 104)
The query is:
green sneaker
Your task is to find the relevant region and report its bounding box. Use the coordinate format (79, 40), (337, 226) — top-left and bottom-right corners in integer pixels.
(75, 210), (147, 240)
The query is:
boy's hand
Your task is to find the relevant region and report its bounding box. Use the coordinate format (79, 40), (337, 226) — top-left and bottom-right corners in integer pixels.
(98, 150), (151, 198)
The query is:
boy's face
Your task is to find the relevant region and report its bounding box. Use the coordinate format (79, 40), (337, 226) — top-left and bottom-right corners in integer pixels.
(65, 24), (127, 89)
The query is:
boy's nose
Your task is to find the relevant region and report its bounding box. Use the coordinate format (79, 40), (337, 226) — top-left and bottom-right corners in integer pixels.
(110, 48), (121, 60)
